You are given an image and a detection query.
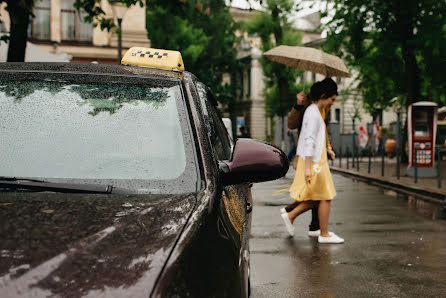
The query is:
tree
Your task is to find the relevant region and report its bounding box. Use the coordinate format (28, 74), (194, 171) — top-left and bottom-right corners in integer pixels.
(323, 0), (446, 113)
(1, 0), (34, 62)
(0, 0), (142, 62)
(146, 0), (240, 112)
(74, 0), (144, 31)
(243, 0), (304, 117)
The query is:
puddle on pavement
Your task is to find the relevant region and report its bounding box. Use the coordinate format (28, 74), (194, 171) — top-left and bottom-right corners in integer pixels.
(374, 185), (446, 221)
(407, 196), (446, 221)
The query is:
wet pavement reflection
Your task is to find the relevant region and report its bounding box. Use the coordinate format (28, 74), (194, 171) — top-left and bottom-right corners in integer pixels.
(250, 172), (446, 297)
(407, 195), (446, 221)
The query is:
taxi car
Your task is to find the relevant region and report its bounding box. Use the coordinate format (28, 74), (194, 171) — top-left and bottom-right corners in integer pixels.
(0, 47), (288, 297)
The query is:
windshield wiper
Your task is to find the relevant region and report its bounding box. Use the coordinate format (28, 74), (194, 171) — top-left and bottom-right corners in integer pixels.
(0, 177), (114, 194)
(0, 176), (46, 183)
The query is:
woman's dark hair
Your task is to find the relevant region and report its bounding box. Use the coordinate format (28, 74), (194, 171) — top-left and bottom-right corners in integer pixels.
(309, 77), (338, 102)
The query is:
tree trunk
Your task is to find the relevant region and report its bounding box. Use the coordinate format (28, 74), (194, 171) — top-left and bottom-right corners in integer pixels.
(271, 4), (288, 149)
(401, 40), (420, 105)
(271, 4), (288, 116)
(271, 5), (282, 48)
(395, 0), (420, 106)
(278, 77), (289, 116)
(7, 2), (31, 62)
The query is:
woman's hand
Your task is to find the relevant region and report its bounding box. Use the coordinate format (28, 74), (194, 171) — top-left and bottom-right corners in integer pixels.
(296, 91), (306, 105)
(305, 157), (312, 183)
(305, 167), (312, 183)
(328, 149), (336, 160)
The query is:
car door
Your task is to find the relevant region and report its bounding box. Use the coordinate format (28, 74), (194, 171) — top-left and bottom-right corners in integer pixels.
(196, 82), (252, 296)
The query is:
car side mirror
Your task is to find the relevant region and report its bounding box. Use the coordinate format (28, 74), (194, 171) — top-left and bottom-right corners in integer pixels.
(219, 138), (289, 185)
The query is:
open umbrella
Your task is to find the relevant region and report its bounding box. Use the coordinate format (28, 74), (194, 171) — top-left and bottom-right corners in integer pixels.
(264, 45), (350, 151)
(263, 45), (350, 78)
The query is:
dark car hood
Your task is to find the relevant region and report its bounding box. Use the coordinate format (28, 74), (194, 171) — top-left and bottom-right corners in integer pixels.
(0, 191), (196, 297)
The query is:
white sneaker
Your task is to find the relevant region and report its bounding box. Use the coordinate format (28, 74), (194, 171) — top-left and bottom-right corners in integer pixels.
(280, 207), (286, 214)
(308, 229), (320, 237)
(308, 230), (334, 237)
(280, 212), (294, 236)
(318, 233), (344, 244)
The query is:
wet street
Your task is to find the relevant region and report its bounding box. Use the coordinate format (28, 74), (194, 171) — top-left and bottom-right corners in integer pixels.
(250, 169), (446, 297)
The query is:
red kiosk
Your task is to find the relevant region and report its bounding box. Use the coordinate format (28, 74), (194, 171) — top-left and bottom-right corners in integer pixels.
(407, 101), (438, 177)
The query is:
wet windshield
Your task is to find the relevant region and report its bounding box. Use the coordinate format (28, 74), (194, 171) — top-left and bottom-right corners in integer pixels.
(0, 73), (197, 193)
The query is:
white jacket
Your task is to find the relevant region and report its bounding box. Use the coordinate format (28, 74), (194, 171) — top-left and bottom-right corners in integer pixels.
(296, 103), (326, 162)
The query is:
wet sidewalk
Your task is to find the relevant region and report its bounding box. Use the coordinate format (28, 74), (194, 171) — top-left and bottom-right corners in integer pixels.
(328, 156), (446, 202)
(249, 170), (446, 297)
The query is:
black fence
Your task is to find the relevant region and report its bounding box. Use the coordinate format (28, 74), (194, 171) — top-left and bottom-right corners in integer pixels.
(331, 143), (446, 189)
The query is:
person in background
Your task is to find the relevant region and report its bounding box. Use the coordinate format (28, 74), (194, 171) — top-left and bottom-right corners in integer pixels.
(281, 78), (337, 238)
(287, 128), (297, 162)
(239, 126), (250, 138)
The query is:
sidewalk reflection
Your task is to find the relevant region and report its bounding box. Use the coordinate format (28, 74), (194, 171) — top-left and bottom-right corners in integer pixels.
(407, 196), (446, 220)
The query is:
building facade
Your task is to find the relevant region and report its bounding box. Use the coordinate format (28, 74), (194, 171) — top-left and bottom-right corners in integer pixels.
(229, 7), (266, 140)
(0, 0), (150, 63)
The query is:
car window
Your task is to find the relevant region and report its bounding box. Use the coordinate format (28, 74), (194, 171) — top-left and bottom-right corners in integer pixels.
(196, 82), (232, 160)
(0, 73), (198, 193)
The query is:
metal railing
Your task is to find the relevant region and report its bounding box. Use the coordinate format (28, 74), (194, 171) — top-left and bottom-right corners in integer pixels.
(333, 144), (446, 190)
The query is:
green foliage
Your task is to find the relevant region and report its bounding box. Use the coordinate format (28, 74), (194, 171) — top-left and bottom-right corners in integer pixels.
(264, 79), (307, 118)
(243, 0), (304, 116)
(323, 0), (446, 113)
(146, 0), (239, 108)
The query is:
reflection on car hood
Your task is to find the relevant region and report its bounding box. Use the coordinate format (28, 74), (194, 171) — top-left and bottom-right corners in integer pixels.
(0, 192), (196, 297)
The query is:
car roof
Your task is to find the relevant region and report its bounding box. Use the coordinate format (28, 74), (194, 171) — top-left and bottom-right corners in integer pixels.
(0, 62), (190, 81)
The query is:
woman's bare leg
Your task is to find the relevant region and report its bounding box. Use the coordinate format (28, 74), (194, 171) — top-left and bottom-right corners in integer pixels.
(288, 201), (316, 224)
(318, 200), (331, 237)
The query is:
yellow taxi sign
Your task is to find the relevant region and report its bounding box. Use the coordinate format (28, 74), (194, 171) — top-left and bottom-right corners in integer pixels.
(121, 47), (185, 71)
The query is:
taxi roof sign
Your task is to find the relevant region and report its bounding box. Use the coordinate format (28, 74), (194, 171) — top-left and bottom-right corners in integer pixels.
(121, 47), (185, 71)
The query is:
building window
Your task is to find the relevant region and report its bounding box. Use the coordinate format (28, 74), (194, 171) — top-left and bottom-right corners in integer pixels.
(335, 108), (341, 122)
(32, 0), (51, 40)
(311, 72), (316, 82)
(61, 0), (93, 42)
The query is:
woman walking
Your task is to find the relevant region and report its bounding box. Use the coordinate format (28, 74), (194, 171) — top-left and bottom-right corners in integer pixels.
(281, 79), (344, 244)
(281, 86), (336, 237)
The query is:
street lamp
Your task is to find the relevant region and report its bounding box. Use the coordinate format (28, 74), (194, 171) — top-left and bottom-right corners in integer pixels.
(110, 1), (128, 64)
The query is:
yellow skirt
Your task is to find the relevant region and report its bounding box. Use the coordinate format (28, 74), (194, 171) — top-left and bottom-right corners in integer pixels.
(289, 145), (336, 201)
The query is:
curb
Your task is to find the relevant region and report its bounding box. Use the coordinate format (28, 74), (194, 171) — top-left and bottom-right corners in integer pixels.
(330, 166), (446, 205)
